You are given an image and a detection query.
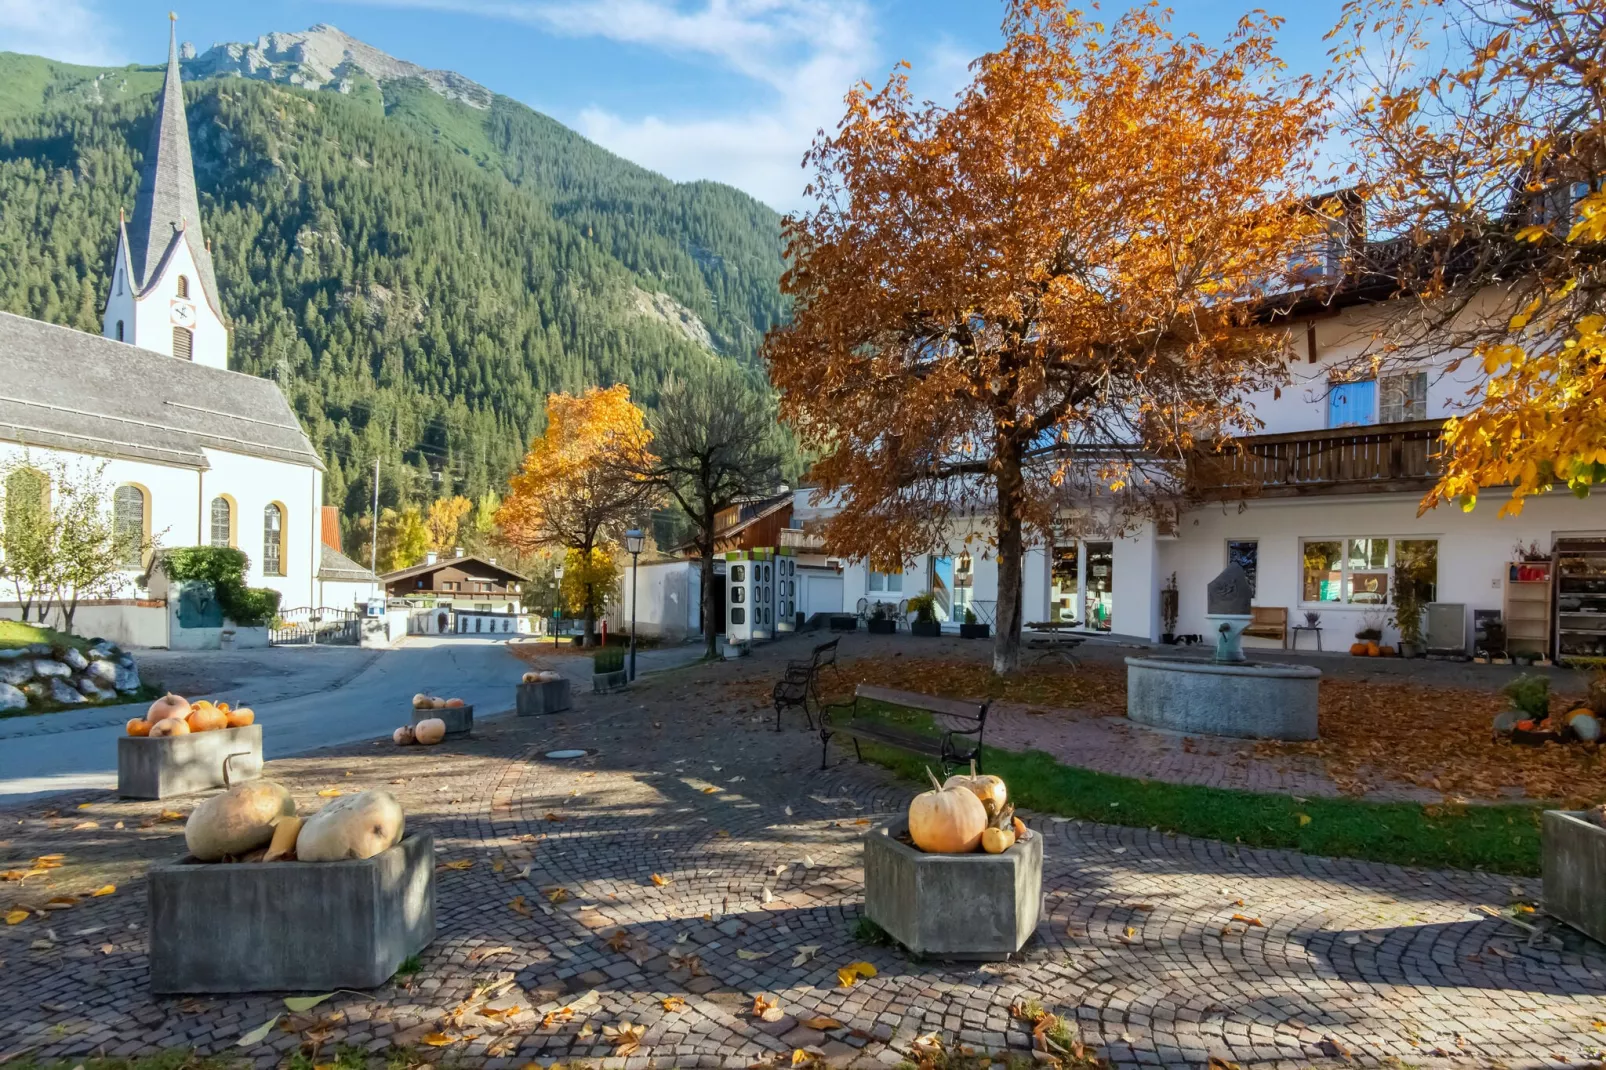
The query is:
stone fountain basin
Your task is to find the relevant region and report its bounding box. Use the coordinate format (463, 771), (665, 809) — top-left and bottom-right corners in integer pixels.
(1125, 655), (1320, 741)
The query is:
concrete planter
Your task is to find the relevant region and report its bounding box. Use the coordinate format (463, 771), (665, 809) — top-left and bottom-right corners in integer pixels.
(411, 704), (473, 739)
(867, 619), (896, 635)
(828, 616), (858, 632)
(910, 620), (941, 637)
(1125, 655), (1320, 741)
(722, 641), (749, 660)
(959, 623), (990, 639)
(117, 725), (263, 800)
(592, 669), (629, 694)
(1543, 810), (1606, 944)
(863, 820), (1042, 960)
(517, 678), (572, 716)
(148, 833), (435, 993)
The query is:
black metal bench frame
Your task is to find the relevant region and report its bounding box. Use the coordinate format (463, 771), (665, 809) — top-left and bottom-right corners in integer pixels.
(771, 638), (841, 731)
(819, 683), (988, 774)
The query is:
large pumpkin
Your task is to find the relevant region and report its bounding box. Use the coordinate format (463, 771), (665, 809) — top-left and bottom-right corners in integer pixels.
(444, 697), (465, 708)
(146, 693), (190, 724)
(149, 716), (190, 738)
(125, 718), (151, 737)
(1348, 642), (1369, 656)
(414, 718), (447, 745)
(522, 672), (540, 684)
(1366, 641), (1381, 657)
(296, 789), (405, 862)
(225, 706), (255, 728)
(186, 702), (227, 733)
(185, 781), (296, 861)
(412, 693), (432, 710)
(909, 769), (988, 854)
(943, 760), (1006, 811)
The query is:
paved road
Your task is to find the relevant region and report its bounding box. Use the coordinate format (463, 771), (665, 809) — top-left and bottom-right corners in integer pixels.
(0, 636), (527, 802)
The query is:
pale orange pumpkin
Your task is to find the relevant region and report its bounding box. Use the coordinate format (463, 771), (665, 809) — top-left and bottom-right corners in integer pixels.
(1348, 642), (1369, 656)
(149, 716), (190, 738)
(225, 706), (255, 728)
(1366, 641), (1381, 657)
(414, 718), (447, 745)
(522, 672), (540, 684)
(444, 697), (464, 708)
(431, 697), (448, 710)
(393, 725), (417, 746)
(908, 769), (988, 854)
(186, 702), (228, 733)
(146, 693), (190, 724)
(412, 693), (432, 710)
(943, 759), (1006, 811)
(126, 718), (151, 737)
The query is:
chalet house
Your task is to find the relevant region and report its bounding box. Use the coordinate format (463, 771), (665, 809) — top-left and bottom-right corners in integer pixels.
(380, 553), (530, 635)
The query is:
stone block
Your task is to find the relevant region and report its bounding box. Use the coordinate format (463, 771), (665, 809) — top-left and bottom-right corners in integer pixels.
(517, 679), (572, 716)
(863, 820), (1042, 960)
(592, 669), (629, 694)
(1543, 810), (1606, 944)
(117, 725), (263, 800)
(48, 679), (87, 704)
(1125, 655), (1320, 741)
(148, 832), (436, 993)
(0, 683), (23, 712)
(411, 704), (473, 738)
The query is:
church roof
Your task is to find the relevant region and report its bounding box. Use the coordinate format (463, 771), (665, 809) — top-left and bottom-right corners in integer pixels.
(0, 311), (323, 471)
(128, 17), (221, 314)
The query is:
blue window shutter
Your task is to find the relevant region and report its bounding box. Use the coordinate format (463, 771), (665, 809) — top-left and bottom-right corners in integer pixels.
(1328, 380), (1376, 427)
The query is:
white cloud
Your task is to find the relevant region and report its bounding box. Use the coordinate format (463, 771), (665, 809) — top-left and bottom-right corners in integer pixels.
(0, 0), (124, 65)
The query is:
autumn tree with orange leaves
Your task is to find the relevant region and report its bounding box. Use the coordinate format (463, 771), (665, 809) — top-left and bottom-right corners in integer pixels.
(1330, 0), (1606, 517)
(765, 0), (1328, 672)
(497, 386), (656, 644)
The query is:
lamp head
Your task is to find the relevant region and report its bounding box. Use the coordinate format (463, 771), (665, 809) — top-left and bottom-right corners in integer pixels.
(624, 529), (646, 555)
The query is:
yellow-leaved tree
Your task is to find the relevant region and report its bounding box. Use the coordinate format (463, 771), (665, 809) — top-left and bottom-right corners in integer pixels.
(497, 386), (656, 644)
(1331, 0), (1606, 516)
(766, 0), (1328, 671)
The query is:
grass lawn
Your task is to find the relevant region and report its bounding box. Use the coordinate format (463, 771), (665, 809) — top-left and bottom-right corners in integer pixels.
(0, 620), (91, 652)
(850, 703), (1545, 876)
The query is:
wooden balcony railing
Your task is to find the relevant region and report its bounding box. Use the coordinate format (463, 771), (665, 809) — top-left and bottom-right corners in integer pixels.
(1189, 418), (1446, 498)
(778, 527), (828, 551)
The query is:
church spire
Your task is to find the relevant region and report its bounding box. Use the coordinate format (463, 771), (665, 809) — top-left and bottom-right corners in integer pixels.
(126, 12), (219, 312)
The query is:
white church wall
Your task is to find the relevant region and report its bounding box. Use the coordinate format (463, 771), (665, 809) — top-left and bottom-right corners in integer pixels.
(198, 448), (321, 608)
(103, 233), (227, 370)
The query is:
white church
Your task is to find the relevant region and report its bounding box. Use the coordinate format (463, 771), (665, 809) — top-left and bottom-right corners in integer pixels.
(0, 18), (376, 646)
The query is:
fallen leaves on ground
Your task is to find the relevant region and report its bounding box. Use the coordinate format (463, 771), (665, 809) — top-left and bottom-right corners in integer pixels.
(419, 1032), (456, 1047)
(650, 872), (670, 887)
(836, 961), (877, 988)
(509, 896), (532, 917)
(316, 788), (343, 798)
(791, 944), (819, 966)
(800, 1015), (843, 1030)
(605, 928), (632, 952)
(661, 996), (686, 1012)
(3, 909), (26, 925)
(545, 886), (570, 904)
(602, 1021), (644, 1055)
(437, 859), (474, 871)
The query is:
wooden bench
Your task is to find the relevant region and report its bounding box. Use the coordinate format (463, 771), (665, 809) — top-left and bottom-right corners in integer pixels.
(819, 683), (989, 773)
(771, 638), (840, 731)
(1242, 606), (1288, 648)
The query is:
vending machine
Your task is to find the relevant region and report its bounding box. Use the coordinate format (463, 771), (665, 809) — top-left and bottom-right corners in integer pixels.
(775, 549), (797, 633)
(725, 550), (755, 646)
(750, 548), (775, 642)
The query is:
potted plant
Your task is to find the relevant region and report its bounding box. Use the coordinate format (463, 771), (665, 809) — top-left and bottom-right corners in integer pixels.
(591, 646), (629, 693)
(867, 602), (897, 635)
(1351, 613), (1384, 656)
(1159, 573), (1179, 645)
(959, 606), (989, 639)
(1493, 673), (1553, 741)
(1390, 575), (1425, 659)
(907, 594), (941, 637)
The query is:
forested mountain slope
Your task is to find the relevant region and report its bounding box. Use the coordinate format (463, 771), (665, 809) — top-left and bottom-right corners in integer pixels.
(0, 42), (787, 524)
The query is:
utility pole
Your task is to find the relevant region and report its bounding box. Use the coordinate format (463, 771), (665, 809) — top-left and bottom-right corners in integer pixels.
(369, 457), (380, 575)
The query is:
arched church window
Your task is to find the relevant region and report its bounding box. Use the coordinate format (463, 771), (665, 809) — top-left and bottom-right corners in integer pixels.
(113, 485), (148, 569)
(263, 503), (285, 576)
(115, 321), (124, 341)
(176, 275), (189, 299)
(209, 496), (233, 548)
(172, 326), (192, 360)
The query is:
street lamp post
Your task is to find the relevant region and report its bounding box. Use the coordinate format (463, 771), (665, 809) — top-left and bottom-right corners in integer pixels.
(553, 562), (564, 649)
(624, 529), (645, 680)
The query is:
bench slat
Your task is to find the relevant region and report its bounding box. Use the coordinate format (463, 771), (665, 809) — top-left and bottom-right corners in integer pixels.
(852, 684), (984, 721)
(835, 721), (945, 756)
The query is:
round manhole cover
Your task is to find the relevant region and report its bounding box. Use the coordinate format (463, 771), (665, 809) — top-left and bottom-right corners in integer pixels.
(544, 749), (590, 760)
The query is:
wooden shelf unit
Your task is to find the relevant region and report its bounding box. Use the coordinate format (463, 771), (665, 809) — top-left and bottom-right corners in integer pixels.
(1503, 559), (1553, 658)
(1556, 539), (1606, 662)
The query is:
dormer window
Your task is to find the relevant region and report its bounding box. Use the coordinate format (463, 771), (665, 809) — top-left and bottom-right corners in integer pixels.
(176, 275), (189, 299)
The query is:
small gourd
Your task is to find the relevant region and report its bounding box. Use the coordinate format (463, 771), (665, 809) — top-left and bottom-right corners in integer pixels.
(412, 693), (432, 710)
(393, 725), (417, 746)
(445, 697), (465, 708)
(981, 826), (1016, 854)
(1349, 642), (1369, 656)
(908, 768), (987, 854)
(414, 718), (447, 745)
(225, 706), (255, 728)
(126, 718), (150, 737)
(943, 759), (1007, 811)
(149, 716), (190, 737)
(1377, 645), (1397, 657)
(522, 672), (539, 684)
(296, 789), (404, 862)
(146, 693), (190, 724)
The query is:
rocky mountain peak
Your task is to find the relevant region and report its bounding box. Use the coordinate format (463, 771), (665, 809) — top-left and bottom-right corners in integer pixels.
(182, 24), (492, 110)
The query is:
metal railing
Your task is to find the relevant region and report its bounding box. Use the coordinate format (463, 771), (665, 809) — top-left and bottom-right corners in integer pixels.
(270, 607), (361, 646)
(1189, 419), (1445, 498)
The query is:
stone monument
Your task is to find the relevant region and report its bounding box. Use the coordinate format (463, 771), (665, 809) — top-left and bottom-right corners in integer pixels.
(1206, 563), (1253, 663)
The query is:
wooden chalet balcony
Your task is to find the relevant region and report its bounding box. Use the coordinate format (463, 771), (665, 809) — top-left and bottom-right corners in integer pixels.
(778, 526), (827, 551)
(1188, 418), (1445, 499)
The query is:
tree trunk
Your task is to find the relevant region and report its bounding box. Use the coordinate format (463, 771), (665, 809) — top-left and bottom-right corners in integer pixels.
(699, 546), (717, 660)
(992, 443), (1027, 675)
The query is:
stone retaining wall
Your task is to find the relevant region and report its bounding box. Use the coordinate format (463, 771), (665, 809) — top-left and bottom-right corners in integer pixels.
(0, 639), (141, 711)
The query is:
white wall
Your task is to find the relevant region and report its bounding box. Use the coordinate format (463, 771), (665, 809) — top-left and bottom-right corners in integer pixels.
(799, 567), (845, 617)
(319, 576), (378, 610)
(1163, 490), (1606, 650)
(102, 232), (229, 370)
(615, 560), (698, 640)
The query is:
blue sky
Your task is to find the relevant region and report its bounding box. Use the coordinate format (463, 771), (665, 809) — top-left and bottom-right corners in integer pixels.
(0, 0), (1348, 210)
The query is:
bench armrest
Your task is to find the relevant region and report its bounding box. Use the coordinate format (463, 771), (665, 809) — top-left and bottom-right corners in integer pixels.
(819, 698), (857, 729)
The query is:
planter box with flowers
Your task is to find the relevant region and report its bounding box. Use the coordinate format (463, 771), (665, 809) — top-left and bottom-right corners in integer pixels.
(959, 607), (990, 640)
(864, 766), (1041, 959)
(908, 594), (941, 637)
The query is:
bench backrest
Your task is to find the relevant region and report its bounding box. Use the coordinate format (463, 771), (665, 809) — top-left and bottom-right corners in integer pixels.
(813, 638), (839, 666)
(1251, 606), (1288, 626)
(854, 683), (986, 722)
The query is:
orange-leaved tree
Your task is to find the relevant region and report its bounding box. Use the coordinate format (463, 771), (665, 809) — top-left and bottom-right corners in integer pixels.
(424, 496), (474, 554)
(497, 386), (656, 644)
(765, 0), (1328, 672)
(1330, 0), (1606, 517)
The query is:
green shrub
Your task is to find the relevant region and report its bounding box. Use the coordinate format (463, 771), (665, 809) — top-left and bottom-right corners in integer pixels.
(963, 606), (977, 625)
(906, 593), (937, 623)
(158, 547), (282, 627)
(592, 647), (625, 674)
(1503, 673), (1551, 718)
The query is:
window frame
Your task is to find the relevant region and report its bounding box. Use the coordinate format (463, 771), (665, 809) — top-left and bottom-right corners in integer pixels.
(1379, 370), (1429, 424)
(113, 483), (150, 570)
(867, 569), (903, 593)
(1299, 536), (1438, 608)
(208, 494), (236, 549)
(262, 502), (287, 577)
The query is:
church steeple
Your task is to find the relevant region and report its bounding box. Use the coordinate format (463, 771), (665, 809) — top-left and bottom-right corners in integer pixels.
(126, 12), (219, 312)
(102, 13), (228, 369)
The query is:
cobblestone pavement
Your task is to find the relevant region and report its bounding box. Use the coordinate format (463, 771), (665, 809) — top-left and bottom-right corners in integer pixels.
(0, 639), (1600, 1069)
